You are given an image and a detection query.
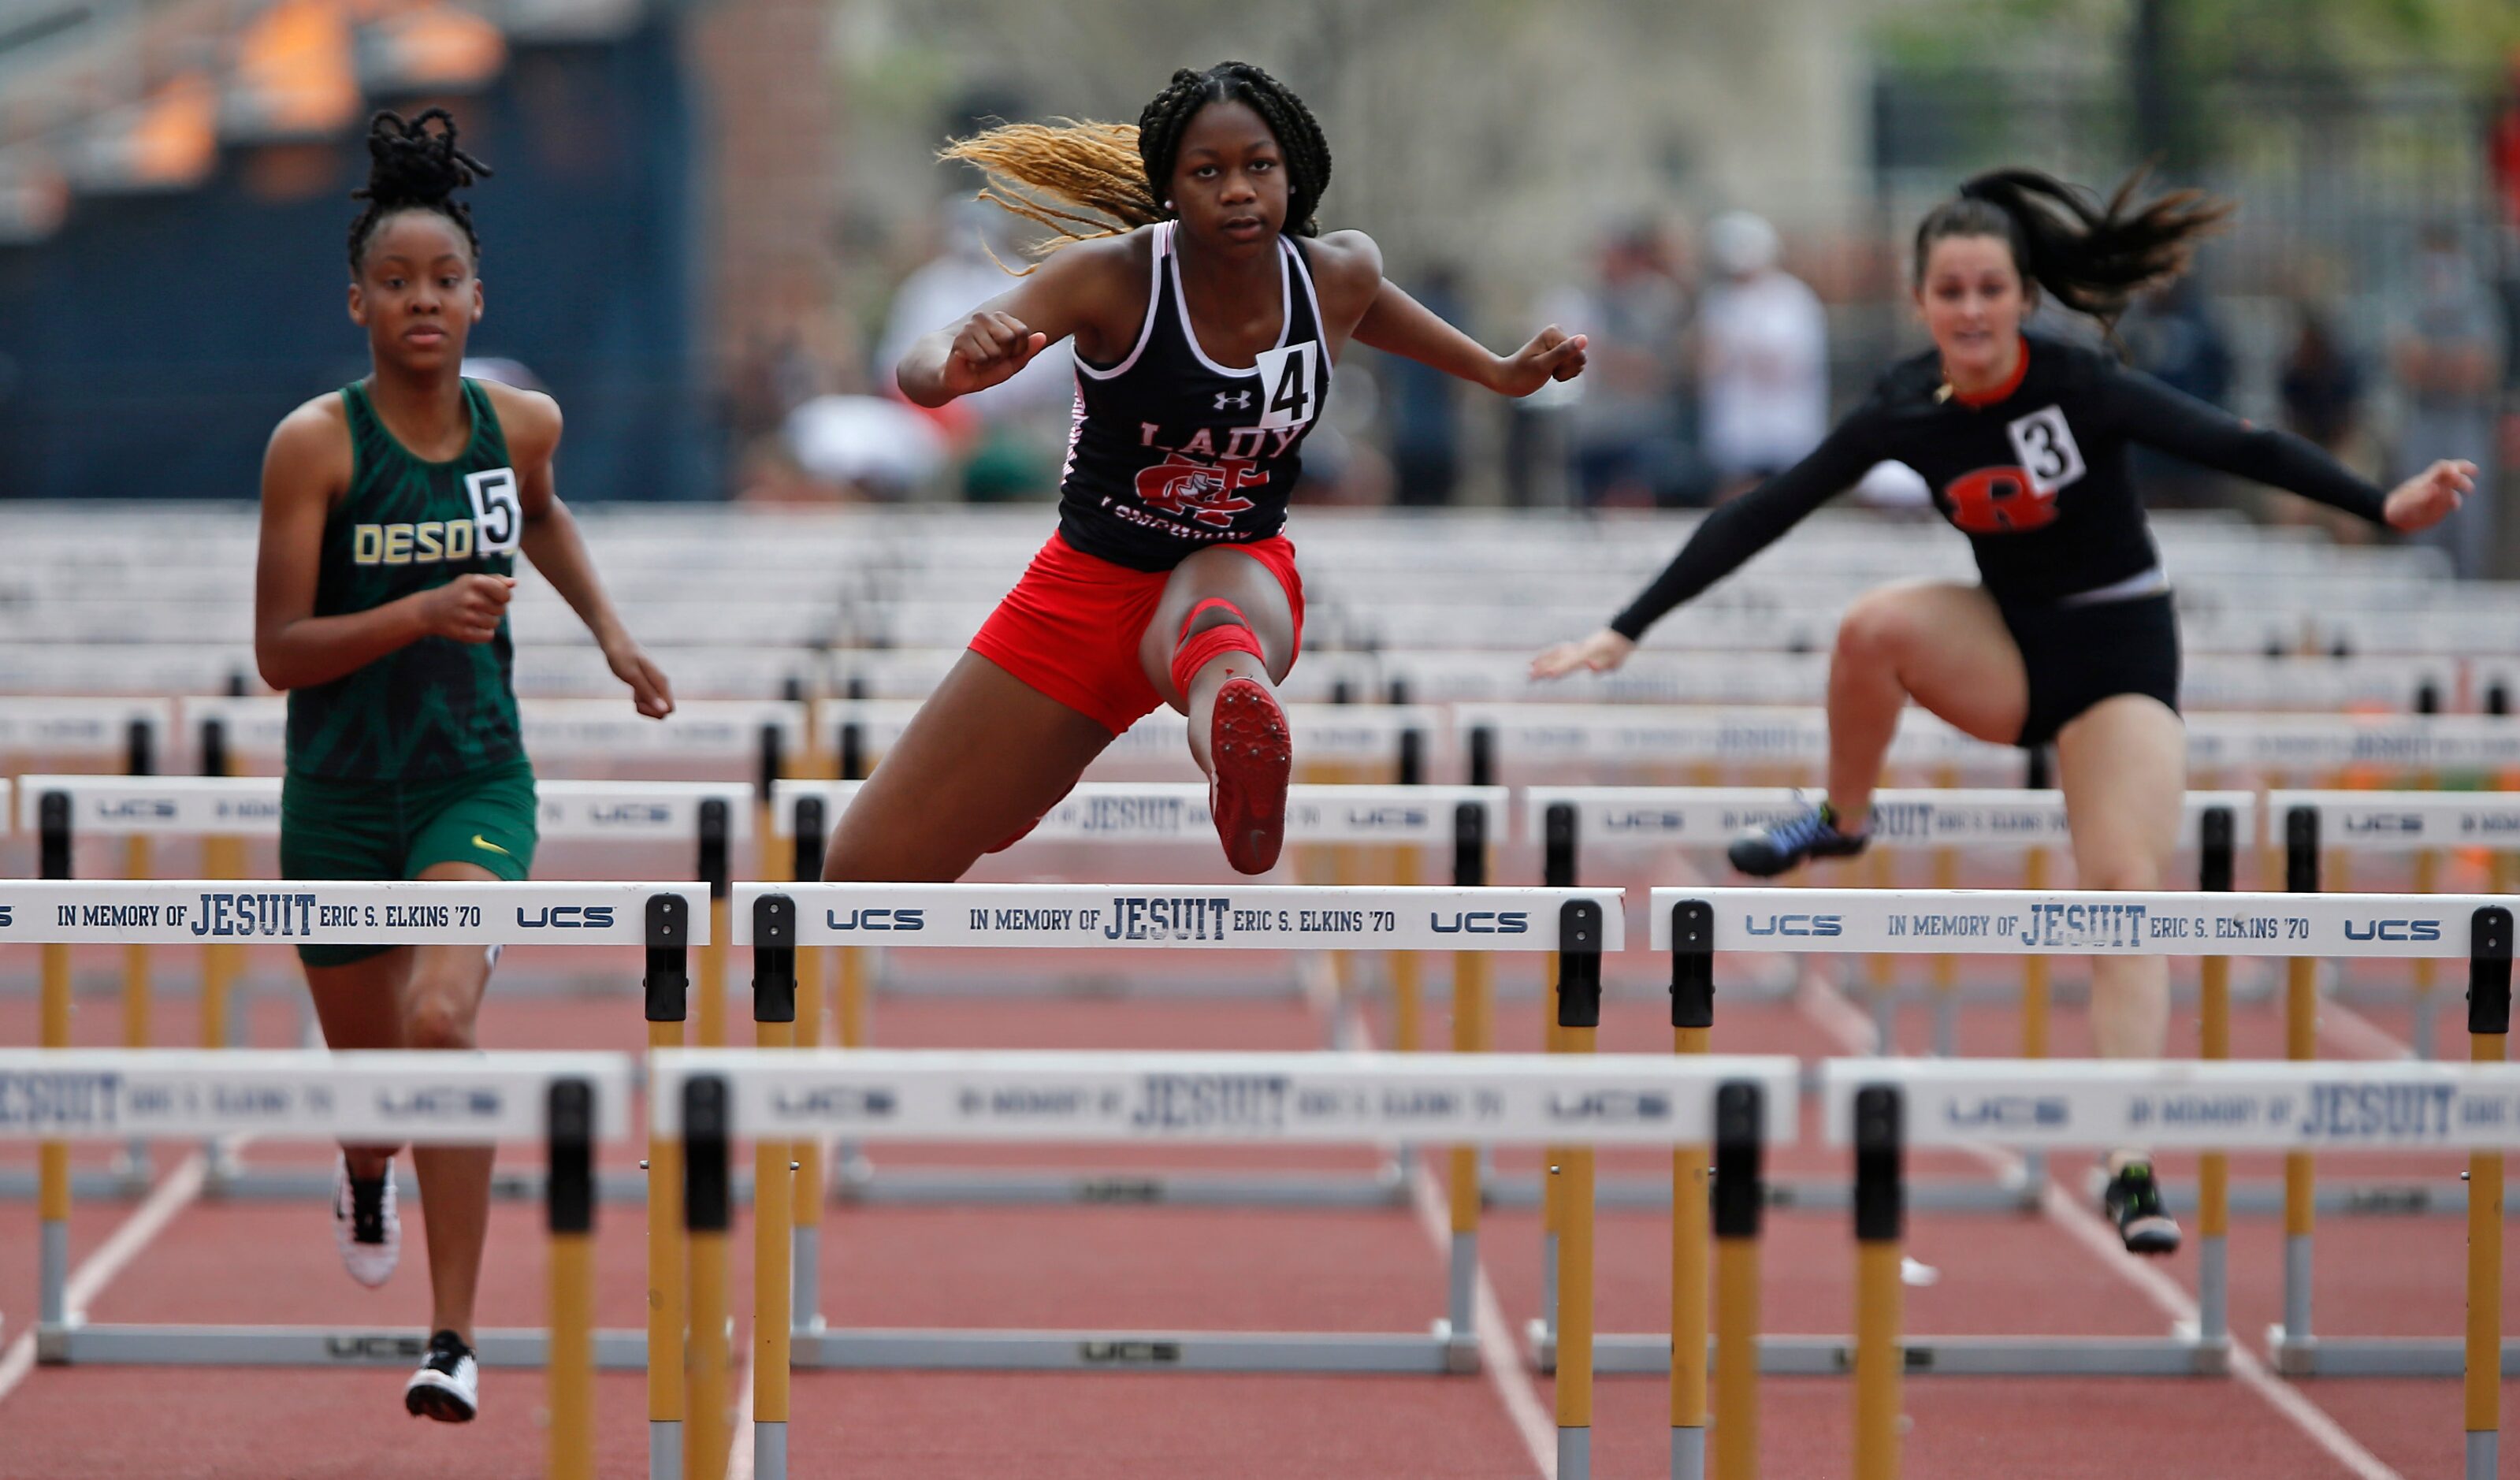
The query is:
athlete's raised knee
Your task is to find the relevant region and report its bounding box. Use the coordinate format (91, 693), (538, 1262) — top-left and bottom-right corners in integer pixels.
(1834, 591), (1924, 667)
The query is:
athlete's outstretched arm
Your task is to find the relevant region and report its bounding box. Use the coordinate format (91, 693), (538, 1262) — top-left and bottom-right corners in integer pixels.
(1531, 415), (1883, 679)
(1353, 278), (1588, 395)
(254, 399), (513, 692)
(1304, 231), (1584, 392)
(895, 237), (1136, 407)
(497, 385), (673, 719)
(2104, 364), (2474, 531)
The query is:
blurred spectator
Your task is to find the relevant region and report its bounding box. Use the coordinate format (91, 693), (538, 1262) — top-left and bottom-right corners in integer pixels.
(1550, 220), (1701, 508)
(2279, 306), (2365, 457)
(1699, 210), (1827, 495)
(2121, 275), (2234, 508)
(876, 200), (1074, 501)
(1385, 264), (1467, 507)
(2392, 225), (2505, 578)
(2271, 303), (2376, 544)
(782, 394), (949, 500)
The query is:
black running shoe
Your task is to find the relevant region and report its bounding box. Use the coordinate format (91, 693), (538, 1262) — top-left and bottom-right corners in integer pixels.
(2103, 1162), (2181, 1256)
(403, 1329), (479, 1422)
(1727, 801), (1871, 878)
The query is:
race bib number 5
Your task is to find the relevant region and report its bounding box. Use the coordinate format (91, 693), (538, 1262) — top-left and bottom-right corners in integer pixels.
(465, 467), (522, 555)
(1251, 341), (1325, 433)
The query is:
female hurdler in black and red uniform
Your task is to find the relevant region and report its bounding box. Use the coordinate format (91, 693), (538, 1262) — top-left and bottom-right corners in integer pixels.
(1535, 169), (2474, 1255)
(828, 61), (1585, 880)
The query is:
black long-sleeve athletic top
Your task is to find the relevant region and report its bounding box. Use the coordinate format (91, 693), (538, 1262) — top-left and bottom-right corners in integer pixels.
(1608, 333), (2393, 640)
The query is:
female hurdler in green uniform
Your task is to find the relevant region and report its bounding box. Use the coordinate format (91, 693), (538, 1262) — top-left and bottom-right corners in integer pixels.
(252, 109), (671, 1422)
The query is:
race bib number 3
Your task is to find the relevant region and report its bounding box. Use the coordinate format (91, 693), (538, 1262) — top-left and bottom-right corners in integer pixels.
(465, 467), (522, 555)
(2004, 405), (2087, 495)
(1251, 341), (1325, 433)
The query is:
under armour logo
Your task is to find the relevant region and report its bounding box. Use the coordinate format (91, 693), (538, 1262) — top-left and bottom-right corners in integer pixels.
(1214, 389), (1253, 411)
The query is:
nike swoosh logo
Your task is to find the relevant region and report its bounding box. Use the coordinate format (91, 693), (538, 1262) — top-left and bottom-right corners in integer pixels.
(471, 835), (511, 857)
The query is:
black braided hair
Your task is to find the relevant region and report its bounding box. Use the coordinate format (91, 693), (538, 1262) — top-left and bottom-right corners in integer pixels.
(1136, 61), (1332, 238)
(346, 108), (493, 275)
(1912, 166), (2230, 335)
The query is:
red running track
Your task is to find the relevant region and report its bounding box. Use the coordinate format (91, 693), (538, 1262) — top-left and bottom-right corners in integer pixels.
(3, 961), (2518, 1478)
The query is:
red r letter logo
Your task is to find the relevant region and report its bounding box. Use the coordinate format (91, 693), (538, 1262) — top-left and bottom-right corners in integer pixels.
(1942, 466), (2057, 533)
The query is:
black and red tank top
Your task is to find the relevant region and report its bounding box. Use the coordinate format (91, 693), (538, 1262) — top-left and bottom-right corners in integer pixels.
(1057, 221), (1332, 571)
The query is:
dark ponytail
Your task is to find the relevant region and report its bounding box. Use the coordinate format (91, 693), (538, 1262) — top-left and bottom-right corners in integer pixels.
(346, 108), (492, 274)
(1913, 166), (2231, 333)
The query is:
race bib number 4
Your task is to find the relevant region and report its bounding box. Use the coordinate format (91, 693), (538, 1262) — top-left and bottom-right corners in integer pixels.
(464, 467), (522, 555)
(1251, 341), (1325, 433)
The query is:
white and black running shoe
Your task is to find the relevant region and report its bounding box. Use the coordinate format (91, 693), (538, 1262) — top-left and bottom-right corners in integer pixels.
(2104, 1161), (2181, 1255)
(1727, 799), (1871, 878)
(332, 1154), (399, 1288)
(403, 1329), (479, 1422)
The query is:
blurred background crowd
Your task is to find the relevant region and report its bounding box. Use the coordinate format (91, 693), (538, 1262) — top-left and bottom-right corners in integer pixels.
(2, 0), (2518, 571)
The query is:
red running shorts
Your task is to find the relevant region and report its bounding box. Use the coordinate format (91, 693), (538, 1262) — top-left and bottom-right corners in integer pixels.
(968, 530), (1306, 736)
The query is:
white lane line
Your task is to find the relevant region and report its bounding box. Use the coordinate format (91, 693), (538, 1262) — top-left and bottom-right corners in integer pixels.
(1325, 956), (1552, 1479)
(1406, 1162), (1557, 1479)
(0, 1148), (210, 1409)
(1795, 969), (2402, 1480)
(2033, 1180), (2400, 1480)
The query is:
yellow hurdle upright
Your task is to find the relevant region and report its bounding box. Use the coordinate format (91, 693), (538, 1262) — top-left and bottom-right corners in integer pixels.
(645, 900), (693, 1478)
(1668, 898), (1717, 1480)
(1551, 898), (1608, 1480)
(547, 1080), (599, 1480)
(1710, 1081), (1765, 1480)
(682, 1066), (733, 1480)
(749, 892), (801, 1480)
(2468, 906), (2513, 1480)
(1851, 1085), (1903, 1480)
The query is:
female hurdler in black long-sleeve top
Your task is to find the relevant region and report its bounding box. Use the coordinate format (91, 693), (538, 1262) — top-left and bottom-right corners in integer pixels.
(1607, 331), (2392, 638)
(1534, 167), (2472, 1259)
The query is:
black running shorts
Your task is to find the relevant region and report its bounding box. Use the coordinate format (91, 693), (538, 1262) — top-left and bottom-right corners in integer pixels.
(1996, 591), (2181, 750)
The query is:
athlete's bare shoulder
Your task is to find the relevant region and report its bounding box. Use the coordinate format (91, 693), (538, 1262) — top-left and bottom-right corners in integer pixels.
(1299, 229), (1383, 329)
(262, 392), (354, 501)
(1020, 229), (1160, 359)
(477, 377), (562, 466)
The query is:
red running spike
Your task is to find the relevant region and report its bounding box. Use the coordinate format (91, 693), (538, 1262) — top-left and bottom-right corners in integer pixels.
(1207, 677), (1291, 875)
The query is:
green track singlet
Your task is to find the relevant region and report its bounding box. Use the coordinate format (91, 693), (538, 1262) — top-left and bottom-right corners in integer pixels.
(284, 377), (526, 781)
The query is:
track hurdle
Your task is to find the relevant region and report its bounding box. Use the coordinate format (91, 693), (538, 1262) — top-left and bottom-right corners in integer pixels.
(2, 775), (748, 1202)
(729, 880), (1618, 1377)
(0, 878), (698, 1374)
(1822, 1043), (2520, 1479)
(1515, 786), (2246, 1341)
(2267, 789), (2520, 1062)
(652, 1043), (1797, 1480)
(6, 1043), (634, 1401)
(0, 1047), (629, 1478)
(765, 779), (1507, 1210)
(1582, 887), (2516, 1383)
